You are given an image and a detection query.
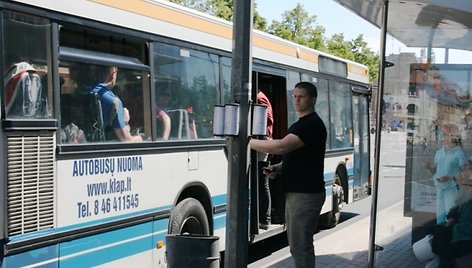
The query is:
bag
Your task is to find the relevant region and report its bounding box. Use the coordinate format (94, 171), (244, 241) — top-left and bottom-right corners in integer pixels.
(4, 62), (49, 118)
(413, 234), (436, 262)
(61, 123), (86, 144)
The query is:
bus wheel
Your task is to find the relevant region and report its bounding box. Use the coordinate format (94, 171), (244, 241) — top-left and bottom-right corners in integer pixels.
(319, 175), (344, 229)
(169, 198), (210, 235)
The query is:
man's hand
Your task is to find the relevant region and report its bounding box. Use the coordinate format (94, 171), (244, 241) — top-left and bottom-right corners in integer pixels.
(263, 164), (281, 179)
(123, 107), (130, 124)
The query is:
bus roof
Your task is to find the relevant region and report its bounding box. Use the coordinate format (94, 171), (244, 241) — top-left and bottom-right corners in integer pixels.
(333, 0), (472, 51)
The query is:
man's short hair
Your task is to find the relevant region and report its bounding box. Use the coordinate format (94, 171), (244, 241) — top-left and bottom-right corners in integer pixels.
(295, 81), (317, 98)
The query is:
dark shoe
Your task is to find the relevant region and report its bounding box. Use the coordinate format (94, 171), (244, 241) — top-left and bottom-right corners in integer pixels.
(271, 214), (284, 224)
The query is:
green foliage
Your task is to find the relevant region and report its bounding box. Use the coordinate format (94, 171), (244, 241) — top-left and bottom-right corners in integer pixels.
(265, 3), (327, 52)
(327, 33), (353, 60)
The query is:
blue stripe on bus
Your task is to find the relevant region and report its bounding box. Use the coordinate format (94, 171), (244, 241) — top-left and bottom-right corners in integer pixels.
(4, 219), (170, 267)
(212, 193), (227, 206)
(61, 220), (169, 267)
(8, 205), (172, 244)
(3, 245), (59, 267)
(213, 211), (226, 229)
(11, 194), (227, 244)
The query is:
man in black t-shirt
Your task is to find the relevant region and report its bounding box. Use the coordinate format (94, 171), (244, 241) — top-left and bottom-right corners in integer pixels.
(250, 81), (327, 267)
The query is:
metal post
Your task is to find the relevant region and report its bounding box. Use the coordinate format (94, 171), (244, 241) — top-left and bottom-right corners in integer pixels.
(224, 0), (253, 267)
(368, 0), (389, 267)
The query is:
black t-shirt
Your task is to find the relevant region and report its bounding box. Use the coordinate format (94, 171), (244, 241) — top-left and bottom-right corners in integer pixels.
(282, 112), (327, 193)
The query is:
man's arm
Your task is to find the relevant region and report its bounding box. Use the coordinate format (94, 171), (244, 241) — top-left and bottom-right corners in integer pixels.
(250, 133), (304, 155)
(114, 107), (142, 142)
(114, 127), (142, 142)
(160, 113), (171, 140)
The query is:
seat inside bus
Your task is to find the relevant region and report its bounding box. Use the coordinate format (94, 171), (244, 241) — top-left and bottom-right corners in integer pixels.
(168, 109), (197, 139)
(60, 92), (105, 143)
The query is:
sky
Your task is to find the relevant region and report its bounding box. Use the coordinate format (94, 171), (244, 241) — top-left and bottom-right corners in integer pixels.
(255, 0), (382, 52)
(255, 0), (472, 63)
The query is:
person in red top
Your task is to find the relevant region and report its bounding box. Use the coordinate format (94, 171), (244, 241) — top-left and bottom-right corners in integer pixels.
(257, 89), (274, 229)
(257, 90), (273, 138)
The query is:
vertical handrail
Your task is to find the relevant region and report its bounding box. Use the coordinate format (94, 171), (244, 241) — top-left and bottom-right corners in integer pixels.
(368, 0), (389, 267)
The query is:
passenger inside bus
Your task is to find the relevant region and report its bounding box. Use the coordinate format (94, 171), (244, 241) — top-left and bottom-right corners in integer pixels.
(156, 81), (198, 140)
(155, 82), (172, 140)
(68, 63), (142, 143)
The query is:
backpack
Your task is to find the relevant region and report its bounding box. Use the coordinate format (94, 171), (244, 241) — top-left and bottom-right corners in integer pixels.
(4, 62), (49, 118)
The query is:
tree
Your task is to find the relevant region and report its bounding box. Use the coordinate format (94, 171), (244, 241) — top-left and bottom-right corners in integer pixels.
(267, 4), (327, 51)
(253, 8), (268, 31)
(169, 0), (267, 30)
(326, 33), (353, 60)
(349, 35), (379, 83)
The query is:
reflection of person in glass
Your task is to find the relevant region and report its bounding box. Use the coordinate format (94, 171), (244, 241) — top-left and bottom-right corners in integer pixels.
(427, 160), (472, 267)
(424, 122), (468, 224)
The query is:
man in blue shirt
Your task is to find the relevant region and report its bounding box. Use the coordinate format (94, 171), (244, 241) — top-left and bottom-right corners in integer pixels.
(93, 66), (142, 142)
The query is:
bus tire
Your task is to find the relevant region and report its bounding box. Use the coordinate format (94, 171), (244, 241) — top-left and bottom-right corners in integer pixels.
(319, 175), (344, 229)
(169, 197), (210, 235)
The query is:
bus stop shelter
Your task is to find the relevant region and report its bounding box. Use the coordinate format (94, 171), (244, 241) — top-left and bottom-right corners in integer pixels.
(331, 0), (472, 267)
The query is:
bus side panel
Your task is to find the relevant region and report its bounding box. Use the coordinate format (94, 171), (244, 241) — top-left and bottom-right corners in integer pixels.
(2, 197), (229, 267)
(55, 148), (227, 228)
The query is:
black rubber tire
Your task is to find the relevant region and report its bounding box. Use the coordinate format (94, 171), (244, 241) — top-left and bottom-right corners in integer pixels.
(319, 175), (344, 229)
(169, 197), (210, 235)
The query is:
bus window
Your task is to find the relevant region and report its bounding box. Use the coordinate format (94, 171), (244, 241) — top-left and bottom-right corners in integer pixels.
(329, 81), (353, 149)
(59, 62), (147, 143)
(312, 77), (330, 149)
(222, 56), (232, 103)
(286, 70), (301, 127)
(153, 43), (219, 139)
(58, 26), (149, 143)
(3, 11), (52, 119)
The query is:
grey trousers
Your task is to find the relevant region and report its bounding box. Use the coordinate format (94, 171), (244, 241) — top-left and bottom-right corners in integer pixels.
(285, 191), (326, 268)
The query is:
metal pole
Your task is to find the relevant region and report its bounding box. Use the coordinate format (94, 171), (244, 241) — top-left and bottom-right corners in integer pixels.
(368, 0), (389, 267)
(224, 0), (253, 267)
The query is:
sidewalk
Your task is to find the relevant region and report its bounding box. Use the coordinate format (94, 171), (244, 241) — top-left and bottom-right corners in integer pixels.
(250, 201), (424, 268)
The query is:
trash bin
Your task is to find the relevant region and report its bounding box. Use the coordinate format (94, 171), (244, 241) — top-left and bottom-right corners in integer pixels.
(166, 234), (220, 268)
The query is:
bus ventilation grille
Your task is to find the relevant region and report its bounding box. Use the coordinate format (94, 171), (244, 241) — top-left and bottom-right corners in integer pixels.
(7, 133), (55, 236)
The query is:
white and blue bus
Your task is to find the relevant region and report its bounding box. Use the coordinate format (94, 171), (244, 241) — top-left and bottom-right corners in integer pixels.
(0, 0), (371, 266)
